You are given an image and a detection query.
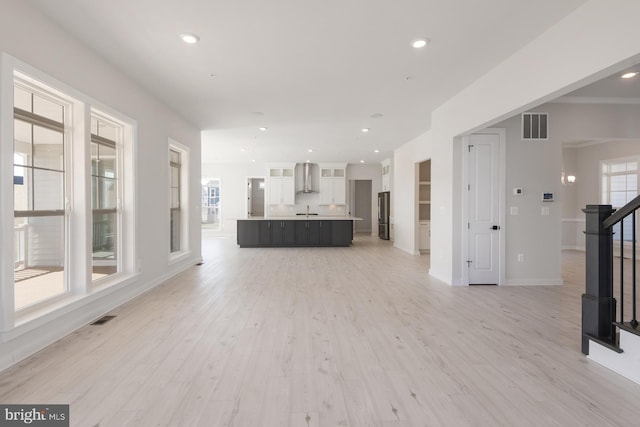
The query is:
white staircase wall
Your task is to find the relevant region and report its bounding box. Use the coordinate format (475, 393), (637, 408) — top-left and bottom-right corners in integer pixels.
(588, 330), (640, 385)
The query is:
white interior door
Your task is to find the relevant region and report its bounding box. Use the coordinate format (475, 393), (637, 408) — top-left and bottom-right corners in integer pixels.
(467, 133), (501, 284)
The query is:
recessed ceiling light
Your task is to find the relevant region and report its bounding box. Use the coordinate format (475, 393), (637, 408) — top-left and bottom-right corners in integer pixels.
(240, 148), (246, 152)
(411, 38), (429, 49)
(308, 149), (313, 153)
(360, 160), (365, 163)
(306, 160), (311, 163)
(251, 159), (256, 163)
(180, 33), (200, 44)
(259, 127), (268, 131)
(622, 71), (638, 79)
(374, 149), (380, 153)
(361, 128), (370, 133)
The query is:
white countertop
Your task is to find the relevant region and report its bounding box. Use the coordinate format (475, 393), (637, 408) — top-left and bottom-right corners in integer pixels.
(239, 216), (362, 221)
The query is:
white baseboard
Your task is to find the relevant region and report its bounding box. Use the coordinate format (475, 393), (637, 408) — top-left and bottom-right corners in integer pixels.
(429, 269), (455, 286)
(501, 278), (563, 286)
(562, 246), (585, 251)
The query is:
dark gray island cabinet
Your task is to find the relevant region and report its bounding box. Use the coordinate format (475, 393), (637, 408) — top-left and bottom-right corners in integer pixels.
(237, 219), (353, 247)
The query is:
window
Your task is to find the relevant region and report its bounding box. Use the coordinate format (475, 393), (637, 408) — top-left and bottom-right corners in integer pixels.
(13, 79), (69, 309)
(202, 178), (221, 230)
(602, 158), (638, 242)
(169, 148), (181, 253)
(91, 113), (122, 280)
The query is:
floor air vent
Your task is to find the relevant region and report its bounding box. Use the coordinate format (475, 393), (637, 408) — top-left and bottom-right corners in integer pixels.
(522, 112), (548, 140)
(91, 315), (116, 325)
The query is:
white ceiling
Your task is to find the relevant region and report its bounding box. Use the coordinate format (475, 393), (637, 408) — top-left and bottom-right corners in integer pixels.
(29, 0), (587, 164)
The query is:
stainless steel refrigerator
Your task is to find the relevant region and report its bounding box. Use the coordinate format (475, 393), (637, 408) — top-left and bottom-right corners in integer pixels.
(378, 191), (390, 240)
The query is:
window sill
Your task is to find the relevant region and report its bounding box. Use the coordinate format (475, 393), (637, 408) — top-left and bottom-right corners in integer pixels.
(9, 272), (141, 339)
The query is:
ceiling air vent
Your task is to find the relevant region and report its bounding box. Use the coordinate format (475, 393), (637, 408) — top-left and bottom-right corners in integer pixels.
(522, 112), (548, 140)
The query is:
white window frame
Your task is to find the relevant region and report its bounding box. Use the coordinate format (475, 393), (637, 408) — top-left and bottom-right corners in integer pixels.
(0, 53), (138, 327)
(90, 109), (125, 285)
(12, 74), (74, 313)
(168, 139), (190, 263)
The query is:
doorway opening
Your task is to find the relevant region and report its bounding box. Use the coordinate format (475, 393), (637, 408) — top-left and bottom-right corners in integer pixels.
(417, 160), (431, 254)
(353, 180), (372, 234)
(247, 177), (265, 218)
(202, 178), (221, 230)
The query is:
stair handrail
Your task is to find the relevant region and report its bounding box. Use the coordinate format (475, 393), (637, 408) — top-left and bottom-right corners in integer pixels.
(603, 194), (640, 229)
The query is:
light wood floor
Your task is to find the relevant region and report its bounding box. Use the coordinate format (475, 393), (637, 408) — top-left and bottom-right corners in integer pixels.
(1, 233), (639, 426)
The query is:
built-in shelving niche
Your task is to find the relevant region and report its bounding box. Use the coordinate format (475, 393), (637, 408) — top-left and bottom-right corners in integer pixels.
(418, 160), (431, 221)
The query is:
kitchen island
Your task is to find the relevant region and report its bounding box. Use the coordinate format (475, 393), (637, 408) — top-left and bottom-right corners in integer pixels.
(236, 216), (361, 247)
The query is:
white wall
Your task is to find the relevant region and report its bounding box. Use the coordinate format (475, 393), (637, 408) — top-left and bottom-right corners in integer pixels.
(493, 114), (563, 284)
(0, 0), (201, 370)
(393, 0), (640, 284)
(202, 162), (266, 233)
(393, 132), (431, 255)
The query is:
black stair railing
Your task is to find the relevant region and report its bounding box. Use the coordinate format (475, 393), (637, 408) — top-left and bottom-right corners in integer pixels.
(582, 197), (640, 355)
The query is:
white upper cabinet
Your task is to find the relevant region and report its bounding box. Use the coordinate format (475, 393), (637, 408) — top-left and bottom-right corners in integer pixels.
(267, 164), (295, 205)
(318, 163), (346, 205)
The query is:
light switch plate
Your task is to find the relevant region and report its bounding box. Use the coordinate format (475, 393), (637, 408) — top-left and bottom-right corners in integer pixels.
(510, 206), (519, 215)
(541, 207), (550, 216)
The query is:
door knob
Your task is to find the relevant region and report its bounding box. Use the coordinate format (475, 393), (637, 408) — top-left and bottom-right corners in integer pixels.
(491, 225), (501, 230)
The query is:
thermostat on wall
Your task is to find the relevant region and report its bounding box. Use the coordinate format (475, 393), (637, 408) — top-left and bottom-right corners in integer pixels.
(513, 187), (523, 196)
(542, 192), (554, 202)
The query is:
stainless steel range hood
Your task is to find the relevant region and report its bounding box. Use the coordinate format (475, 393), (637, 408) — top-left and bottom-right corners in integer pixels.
(302, 162), (315, 193)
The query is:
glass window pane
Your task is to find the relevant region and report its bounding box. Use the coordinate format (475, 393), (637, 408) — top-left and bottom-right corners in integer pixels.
(33, 125), (64, 171)
(610, 175), (627, 192)
(14, 215), (66, 309)
(170, 150), (180, 164)
(14, 165), (32, 211)
(611, 191), (627, 207)
(33, 93), (63, 123)
(14, 85), (32, 111)
(14, 119), (33, 166)
(170, 209), (181, 252)
(171, 165), (180, 187)
(92, 211), (117, 279)
(610, 162), (627, 173)
(98, 145), (116, 178)
(171, 188), (180, 208)
(97, 121), (118, 141)
(91, 142), (99, 175)
(91, 176), (98, 209)
(101, 178), (117, 209)
(92, 177), (117, 209)
(627, 174), (637, 192)
(628, 162), (638, 171)
(33, 169), (64, 210)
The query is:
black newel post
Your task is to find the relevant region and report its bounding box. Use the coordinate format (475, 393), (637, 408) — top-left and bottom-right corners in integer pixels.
(582, 205), (616, 354)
